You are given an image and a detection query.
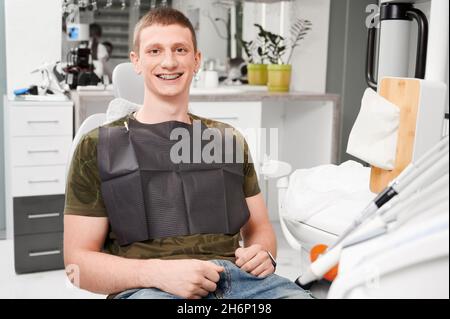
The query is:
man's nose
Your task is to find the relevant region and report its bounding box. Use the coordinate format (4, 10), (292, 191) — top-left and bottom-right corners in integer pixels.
(160, 52), (178, 69)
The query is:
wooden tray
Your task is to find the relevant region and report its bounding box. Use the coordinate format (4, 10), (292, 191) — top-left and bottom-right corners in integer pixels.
(370, 78), (421, 193)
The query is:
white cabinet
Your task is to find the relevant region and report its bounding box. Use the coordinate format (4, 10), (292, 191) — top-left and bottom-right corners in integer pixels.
(189, 101), (263, 173)
(5, 101), (73, 197)
(3, 97), (73, 273)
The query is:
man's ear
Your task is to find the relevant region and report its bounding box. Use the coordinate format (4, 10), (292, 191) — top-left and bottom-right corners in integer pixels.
(130, 51), (142, 75)
(194, 50), (202, 73)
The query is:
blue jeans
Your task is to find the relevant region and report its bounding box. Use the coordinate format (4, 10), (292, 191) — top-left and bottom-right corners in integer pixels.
(115, 259), (312, 299)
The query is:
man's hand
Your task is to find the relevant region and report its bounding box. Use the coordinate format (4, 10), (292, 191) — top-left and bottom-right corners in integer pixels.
(235, 244), (275, 278)
(148, 259), (224, 299)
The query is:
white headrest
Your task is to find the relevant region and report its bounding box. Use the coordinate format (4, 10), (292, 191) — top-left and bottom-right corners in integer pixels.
(112, 62), (145, 104)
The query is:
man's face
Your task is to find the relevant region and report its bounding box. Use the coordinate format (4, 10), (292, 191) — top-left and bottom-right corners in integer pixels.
(131, 24), (200, 98)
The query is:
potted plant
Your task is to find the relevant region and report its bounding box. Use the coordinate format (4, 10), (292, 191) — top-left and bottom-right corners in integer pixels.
(240, 37), (269, 85)
(255, 19), (312, 92)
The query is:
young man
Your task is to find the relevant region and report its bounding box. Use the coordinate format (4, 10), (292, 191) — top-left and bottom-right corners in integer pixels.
(64, 7), (310, 299)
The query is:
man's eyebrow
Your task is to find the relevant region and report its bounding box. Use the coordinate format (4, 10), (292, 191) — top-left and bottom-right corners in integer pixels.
(143, 42), (192, 50)
(143, 43), (162, 50)
(172, 42), (191, 47)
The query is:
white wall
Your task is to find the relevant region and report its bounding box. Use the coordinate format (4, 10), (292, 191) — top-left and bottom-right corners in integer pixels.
(5, 0), (62, 96)
(243, 0), (330, 93)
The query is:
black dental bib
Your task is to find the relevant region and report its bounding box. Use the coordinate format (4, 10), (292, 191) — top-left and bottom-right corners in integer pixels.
(97, 116), (250, 246)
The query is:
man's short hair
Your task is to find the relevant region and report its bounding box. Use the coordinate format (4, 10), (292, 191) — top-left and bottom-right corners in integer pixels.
(133, 7), (197, 54)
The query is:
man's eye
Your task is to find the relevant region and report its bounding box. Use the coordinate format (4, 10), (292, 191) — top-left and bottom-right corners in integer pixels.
(148, 49), (160, 55)
(176, 48), (188, 54)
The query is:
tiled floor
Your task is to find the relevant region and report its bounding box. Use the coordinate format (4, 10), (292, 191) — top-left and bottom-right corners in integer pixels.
(0, 222), (324, 299)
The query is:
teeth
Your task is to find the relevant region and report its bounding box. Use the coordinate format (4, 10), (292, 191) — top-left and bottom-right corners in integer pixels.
(157, 73), (182, 80)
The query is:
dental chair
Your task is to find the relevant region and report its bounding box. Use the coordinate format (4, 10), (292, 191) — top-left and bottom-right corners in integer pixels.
(266, 140), (449, 298)
(265, 76), (450, 298)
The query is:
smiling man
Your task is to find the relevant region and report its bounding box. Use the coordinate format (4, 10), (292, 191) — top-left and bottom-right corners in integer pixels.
(64, 7), (310, 299)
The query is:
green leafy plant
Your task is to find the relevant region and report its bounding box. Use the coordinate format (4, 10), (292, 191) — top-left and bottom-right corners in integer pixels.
(241, 19), (312, 65)
(254, 23), (285, 64)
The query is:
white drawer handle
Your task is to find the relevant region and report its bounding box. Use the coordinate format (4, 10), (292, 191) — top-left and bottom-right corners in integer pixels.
(27, 120), (60, 124)
(27, 212), (60, 219)
(29, 250), (61, 258)
(28, 179), (59, 184)
(27, 149), (59, 154)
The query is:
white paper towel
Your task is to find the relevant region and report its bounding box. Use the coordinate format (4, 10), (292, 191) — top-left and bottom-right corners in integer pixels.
(104, 98), (141, 124)
(283, 161), (375, 235)
(347, 88), (400, 170)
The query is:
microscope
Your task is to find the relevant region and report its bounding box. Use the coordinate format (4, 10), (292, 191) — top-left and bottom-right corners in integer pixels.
(64, 44), (101, 89)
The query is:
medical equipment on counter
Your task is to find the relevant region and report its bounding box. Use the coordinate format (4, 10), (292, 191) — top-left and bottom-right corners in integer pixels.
(296, 136), (449, 287)
(31, 62), (67, 95)
(13, 86), (38, 96)
(11, 62), (71, 101)
(64, 45), (101, 89)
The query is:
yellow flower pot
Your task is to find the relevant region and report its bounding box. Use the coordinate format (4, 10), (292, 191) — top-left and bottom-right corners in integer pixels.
(267, 64), (292, 92)
(247, 63), (268, 85)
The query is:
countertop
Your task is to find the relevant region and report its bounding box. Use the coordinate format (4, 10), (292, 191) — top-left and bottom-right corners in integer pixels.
(189, 89), (341, 103)
(70, 85), (340, 103)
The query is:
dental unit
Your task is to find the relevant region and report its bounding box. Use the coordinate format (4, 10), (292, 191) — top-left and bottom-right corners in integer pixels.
(296, 136), (449, 287)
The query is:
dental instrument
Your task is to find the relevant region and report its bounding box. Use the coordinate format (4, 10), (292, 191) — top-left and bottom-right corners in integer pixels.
(342, 173), (449, 248)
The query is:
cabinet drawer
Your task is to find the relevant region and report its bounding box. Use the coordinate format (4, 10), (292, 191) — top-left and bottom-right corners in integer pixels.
(189, 102), (262, 129)
(14, 232), (64, 274)
(12, 165), (66, 197)
(189, 102), (262, 168)
(11, 136), (72, 167)
(14, 195), (65, 236)
(10, 106), (72, 137)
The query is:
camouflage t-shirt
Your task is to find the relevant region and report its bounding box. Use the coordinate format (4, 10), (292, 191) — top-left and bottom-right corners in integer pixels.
(64, 112), (261, 262)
